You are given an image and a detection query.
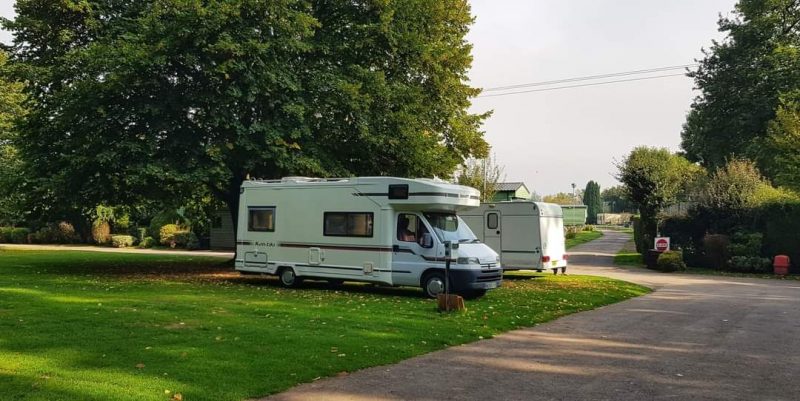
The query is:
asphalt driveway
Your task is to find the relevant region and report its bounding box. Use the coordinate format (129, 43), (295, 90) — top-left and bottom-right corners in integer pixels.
(263, 230), (800, 401)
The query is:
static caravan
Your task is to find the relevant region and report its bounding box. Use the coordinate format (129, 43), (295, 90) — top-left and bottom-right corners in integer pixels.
(235, 177), (503, 298)
(461, 202), (568, 273)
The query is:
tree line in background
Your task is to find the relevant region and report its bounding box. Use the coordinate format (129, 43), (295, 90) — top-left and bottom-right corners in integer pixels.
(0, 0), (489, 246)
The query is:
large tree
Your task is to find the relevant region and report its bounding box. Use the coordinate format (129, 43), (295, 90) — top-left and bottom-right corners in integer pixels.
(617, 147), (703, 251)
(582, 181), (601, 224)
(3, 0), (488, 230)
(681, 0), (800, 173)
(764, 92), (800, 192)
(0, 50), (27, 226)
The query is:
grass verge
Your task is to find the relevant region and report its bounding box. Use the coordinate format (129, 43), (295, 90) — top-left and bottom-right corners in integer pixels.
(614, 250), (644, 267)
(565, 230), (603, 249)
(0, 249), (648, 401)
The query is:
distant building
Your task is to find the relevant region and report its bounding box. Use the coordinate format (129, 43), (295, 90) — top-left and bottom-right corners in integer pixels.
(560, 205), (588, 226)
(492, 182), (531, 201)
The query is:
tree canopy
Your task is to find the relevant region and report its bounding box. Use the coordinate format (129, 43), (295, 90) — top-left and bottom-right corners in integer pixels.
(681, 0), (800, 175)
(583, 181), (601, 224)
(456, 154), (504, 202)
(2, 0), (489, 228)
(0, 50), (27, 226)
(617, 147), (703, 249)
(543, 192), (578, 205)
(601, 185), (636, 213)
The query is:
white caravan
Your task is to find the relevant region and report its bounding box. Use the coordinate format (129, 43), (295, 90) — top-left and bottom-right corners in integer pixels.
(234, 177), (502, 298)
(461, 202), (568, 273)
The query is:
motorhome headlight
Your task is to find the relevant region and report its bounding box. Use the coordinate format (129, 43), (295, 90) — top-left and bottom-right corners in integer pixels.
(457, 257), (481, 265)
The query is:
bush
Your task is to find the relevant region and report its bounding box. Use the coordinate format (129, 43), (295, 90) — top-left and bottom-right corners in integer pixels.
(9, 228), (30, 244)
(30, 222), (81, 244)
(171, 231), (199, 249)
(159, 224), (184, 246)
(565, 231), (577, 239)
(582, 225), (595, 232)
(111, 235), (135, 248)
(703, 234), (730, 270)
(656, 251), (686, 272)
(149, 210), (187, 242)
(92, 221), (111, 245)
(138, 236), (156, 249)
(729, 256), (772, 273)
(0, 227), (13, 243)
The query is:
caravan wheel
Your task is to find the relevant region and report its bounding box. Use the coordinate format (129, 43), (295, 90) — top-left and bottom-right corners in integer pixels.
(279, 268), (302, 288)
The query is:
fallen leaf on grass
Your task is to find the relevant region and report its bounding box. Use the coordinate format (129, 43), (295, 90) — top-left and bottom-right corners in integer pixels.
(135, 363), (145, 369)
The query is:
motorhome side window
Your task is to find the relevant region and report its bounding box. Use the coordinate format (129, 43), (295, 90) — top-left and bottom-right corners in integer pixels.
(323, 212), (374, 237)
(248, 207), (275, 232)
(487, 213), (499, 229)
(397, 214), (432, 247)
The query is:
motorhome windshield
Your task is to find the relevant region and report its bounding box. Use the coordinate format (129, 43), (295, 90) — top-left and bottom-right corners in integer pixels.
(422, 213), (478, 243)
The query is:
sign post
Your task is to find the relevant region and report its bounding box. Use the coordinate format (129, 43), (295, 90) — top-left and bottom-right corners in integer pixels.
(654, 237), (670, 252)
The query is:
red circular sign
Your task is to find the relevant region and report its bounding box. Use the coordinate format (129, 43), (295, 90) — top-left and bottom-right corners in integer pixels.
(655, 238), (669, 251)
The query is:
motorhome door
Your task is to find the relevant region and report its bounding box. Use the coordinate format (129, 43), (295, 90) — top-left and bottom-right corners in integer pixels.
(484, 211), (502, 254)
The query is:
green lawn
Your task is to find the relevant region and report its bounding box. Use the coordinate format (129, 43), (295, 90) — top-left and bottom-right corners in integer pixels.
(614, 250), (644, 267)
(0, 249), (648, 401)
(565, 230), (603, 249)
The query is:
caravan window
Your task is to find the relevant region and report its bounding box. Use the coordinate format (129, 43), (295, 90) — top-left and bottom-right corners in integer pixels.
(248, 207), (275, 232)
(487, 213), (499, 229)
(324, 212), (374, 237)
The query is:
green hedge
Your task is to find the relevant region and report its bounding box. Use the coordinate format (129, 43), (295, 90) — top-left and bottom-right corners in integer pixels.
(0, 227), (30, 244)
(660, 201), (800, 272)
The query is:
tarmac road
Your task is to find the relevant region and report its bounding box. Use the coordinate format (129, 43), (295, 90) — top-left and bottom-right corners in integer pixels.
(263, 230), (800, 401)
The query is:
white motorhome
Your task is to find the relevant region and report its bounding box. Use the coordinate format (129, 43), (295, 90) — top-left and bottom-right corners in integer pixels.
(234, 177), (503, 298)
(461, 201), (568, 273)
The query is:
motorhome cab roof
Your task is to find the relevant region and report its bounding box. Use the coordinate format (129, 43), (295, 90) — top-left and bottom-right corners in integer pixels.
(241, 176), (481, 212)
(236, 176), (501, 298)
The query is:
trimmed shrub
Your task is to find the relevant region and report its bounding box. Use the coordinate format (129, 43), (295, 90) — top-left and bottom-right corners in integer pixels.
(111, 235), (135, 248)
(149, 210), (186, 242)
(159, 224), (184, 246)
(9, 228), (30, 244)
(92, 221), (111, 245)
(582, 225), (595, 232)
(703, 234), (730, 270)
(138, 236), (156, 249)
(656, 251), (686, 272)
(565, 231), (577, 239)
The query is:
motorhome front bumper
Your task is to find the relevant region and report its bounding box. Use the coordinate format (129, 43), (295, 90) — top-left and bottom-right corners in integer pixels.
(449, 268), (503, 291)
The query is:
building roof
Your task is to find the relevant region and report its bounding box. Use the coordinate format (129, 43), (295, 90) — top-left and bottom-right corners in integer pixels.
(495, 182), (528, 192)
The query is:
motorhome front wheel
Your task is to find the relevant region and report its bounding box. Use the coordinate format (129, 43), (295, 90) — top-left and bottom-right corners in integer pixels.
(423, 272), (446, 298)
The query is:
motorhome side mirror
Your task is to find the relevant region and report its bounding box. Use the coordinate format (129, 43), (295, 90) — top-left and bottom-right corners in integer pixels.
(421, 233), (433, 248)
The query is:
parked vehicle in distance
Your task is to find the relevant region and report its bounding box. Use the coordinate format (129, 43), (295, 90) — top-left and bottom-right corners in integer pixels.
(461, 201), (568, 274)
(235, 177), (503, 298)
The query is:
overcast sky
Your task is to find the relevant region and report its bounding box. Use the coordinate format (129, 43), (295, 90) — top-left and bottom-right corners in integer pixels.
(0, 1), (736, 195)
(468, 0), (736, 195)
